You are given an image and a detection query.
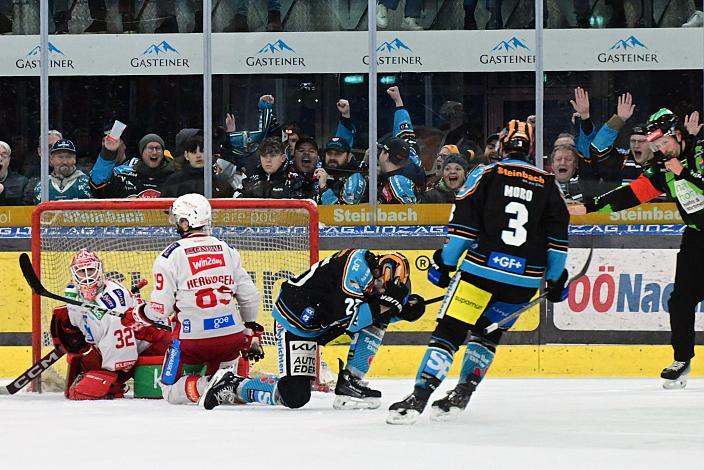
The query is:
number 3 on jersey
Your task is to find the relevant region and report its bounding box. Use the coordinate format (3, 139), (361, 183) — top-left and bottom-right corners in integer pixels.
(501, 201), (528, 247)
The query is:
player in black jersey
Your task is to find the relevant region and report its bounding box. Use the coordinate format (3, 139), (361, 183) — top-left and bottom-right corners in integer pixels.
(387, 120), (571, 425)
(200, 250), (426, 411)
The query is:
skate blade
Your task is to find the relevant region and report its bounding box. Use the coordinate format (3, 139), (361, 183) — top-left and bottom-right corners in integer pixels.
(386, 410), (420, 425)
(662, 378), (688, 390)
(333, 395), (380, 410)
(430, 406), (462, 422)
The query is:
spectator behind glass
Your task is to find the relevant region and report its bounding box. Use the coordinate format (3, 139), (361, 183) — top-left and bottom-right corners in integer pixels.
(378, 137), (419, 204)
(551, 144), (584, 202)
(22, 130), (62, 180)
(161, 135), (233, 198)
(225, 0), (282, 32)
(316, 137), (367, 205)
(238, 138), (307, 199)
(0, 140), (29, 206)
(377, 0), (423, 30)
(484, 133), (500, 162)
(422, 154), (470, 204)
(282, 123), (304, 159)
(90, 132), (175, 198)
(29, 139), (92, 204)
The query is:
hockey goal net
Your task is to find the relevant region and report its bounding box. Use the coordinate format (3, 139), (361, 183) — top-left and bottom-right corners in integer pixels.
(31, 198), (319, 391)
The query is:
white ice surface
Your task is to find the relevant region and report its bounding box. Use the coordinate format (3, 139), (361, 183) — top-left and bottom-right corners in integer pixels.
(1, 378), (703, 470)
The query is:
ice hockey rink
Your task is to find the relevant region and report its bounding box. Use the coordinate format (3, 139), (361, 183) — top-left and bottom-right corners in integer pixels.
(1, 378), (702, 470)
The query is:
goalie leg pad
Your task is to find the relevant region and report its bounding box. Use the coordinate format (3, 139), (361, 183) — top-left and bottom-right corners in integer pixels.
(277, 376), (311, 409)
(68, 370), (122, 400)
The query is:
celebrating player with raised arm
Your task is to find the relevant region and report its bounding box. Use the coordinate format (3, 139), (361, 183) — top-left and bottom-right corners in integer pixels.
(121, 193), (263, 405)
(50, 250), (170, 400)
(199, 250), (426, 411)
(387, 119), (570, 424)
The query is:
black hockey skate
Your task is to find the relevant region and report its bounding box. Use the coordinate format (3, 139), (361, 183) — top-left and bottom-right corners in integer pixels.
(430, 383), (475, 422)
(199, 368), (245, 410)
(333, 359), (381, 410)
(386, 392), (429, 425)
(660, 360), (691, 390)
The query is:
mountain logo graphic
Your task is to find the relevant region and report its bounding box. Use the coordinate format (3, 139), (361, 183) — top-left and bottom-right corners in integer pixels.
(142, 41), (179, 55)
(26, 42), (65, 57)
(376, 38), (412, 53)
(609, 35), (647, 50)
(258, 40), (295, 54)
(491, 37), (530, 53)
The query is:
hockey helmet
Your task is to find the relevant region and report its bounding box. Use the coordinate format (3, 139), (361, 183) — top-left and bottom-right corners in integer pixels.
(371, 252), (411, 294)
(70, 249), (105, 302)
(501, 119), (533, 154)
(169, 193), (212, 234)
(645, 108), (681, 143)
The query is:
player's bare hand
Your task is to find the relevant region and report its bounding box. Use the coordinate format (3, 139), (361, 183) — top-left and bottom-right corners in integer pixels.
(567, 203), (587, 216)
(337, 99), (351, 118)
(386, 86), (403, 106)
(665, 157), (684, 175)
(225, 113), (236, 133)
(314, 168), (329, 189)
(259, 95), (275, 104)
(570, 87), (590, 120)
(684, 111), (703, 136)
(616, 92), (635, 122)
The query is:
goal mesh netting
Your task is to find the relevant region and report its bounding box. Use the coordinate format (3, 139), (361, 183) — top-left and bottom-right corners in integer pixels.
(31, 199), (318, 391)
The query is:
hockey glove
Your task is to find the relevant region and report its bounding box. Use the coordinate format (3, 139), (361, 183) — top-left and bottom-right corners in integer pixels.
(242, 321), (265, 362)
(397, 294), (425, 322)
(50, 306), (89, 354)
(378, 280), (409, 315)
(428, 249), (453, 288)
(120, 302), (153, 330)
(546, 269), (569, 303)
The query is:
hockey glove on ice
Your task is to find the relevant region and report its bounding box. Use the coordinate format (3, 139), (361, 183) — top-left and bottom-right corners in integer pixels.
(546, 269), (569, 303)
(428, 249), (453, 288)
(378, 279), (409, 315)
(242, 321), (265, 362)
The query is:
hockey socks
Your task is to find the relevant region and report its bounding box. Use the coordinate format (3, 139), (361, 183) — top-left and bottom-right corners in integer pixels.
(237, 376), (280, 405)
(413, 337), (458, 397)
(458, 337), (496, 387)
(346, 325), (385, 379)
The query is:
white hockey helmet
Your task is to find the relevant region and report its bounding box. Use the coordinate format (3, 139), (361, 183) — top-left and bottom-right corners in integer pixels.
(70, 249), (105, 302)
(169, 193), (212, 234)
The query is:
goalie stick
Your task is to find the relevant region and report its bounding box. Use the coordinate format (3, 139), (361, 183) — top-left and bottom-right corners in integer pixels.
(1, 277), (150, 395)
(484, 248), (593, 334)
(19, 253), (169, 331)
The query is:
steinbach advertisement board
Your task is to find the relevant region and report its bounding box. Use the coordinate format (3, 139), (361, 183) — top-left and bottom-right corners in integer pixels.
(0, 28), (702, 76)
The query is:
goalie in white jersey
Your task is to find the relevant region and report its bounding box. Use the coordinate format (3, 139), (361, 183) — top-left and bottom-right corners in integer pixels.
(121, 193), (263, 405)
(50, 250), (170, 400)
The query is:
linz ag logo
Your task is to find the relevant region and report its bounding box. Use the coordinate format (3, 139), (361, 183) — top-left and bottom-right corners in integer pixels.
(188, 253), (226, 275)
(597, 35), (658, 64)
(479, 36), (535, 65)
(363, 38), (422, 66)
(16, 42), (74, 70)
(131, 40), (190, 68)
(246, 39), (305, 67)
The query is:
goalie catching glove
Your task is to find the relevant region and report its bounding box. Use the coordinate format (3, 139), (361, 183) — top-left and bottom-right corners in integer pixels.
(241, 321), (265, 362)
(51, 306), (89, 354)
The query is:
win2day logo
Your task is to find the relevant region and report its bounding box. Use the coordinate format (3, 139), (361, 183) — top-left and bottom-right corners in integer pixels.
(597, 35), (658, 64)
(480, 37), (535, 65)
(364, 38), (422, 66)
(16, 42), (74, 70)
(246, 39), (305, 67)
(131, 40), (190, 68)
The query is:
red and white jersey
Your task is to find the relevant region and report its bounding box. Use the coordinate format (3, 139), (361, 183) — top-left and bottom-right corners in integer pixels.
(148, 233), (260, 340)
(67, 279), (151, 372)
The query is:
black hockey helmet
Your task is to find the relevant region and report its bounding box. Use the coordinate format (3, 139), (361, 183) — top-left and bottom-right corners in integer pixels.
(373, 252), (410, 291)
(501, 119), (533, 154)
(645, 108), (682, 142)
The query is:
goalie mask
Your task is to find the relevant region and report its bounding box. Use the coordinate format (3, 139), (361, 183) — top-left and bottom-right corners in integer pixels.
(70, 250), (105, 302)
(169, 193), (212, 236)
(367, 252), (411, 295)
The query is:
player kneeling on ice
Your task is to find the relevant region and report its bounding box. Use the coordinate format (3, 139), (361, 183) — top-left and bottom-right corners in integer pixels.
(200, 250), (425, 411)
(121, 193), (264, 405)
(51, 250), (170, 400)
(387, 120), (571, 425)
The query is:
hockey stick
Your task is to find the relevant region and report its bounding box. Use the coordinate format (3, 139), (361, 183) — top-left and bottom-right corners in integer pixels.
(0, 278), (152, 396)
(19, 253), (170, 331)
(483, 248), (594, 335)
(424, 295), (444, 305)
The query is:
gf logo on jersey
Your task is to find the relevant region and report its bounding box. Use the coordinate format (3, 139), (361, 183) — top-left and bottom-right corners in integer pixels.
(188, 253), (226, 274)
(488, 251), (526, 274)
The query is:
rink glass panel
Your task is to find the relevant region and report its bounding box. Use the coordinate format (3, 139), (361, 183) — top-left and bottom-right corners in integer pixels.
(32, 199), (318, 388)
